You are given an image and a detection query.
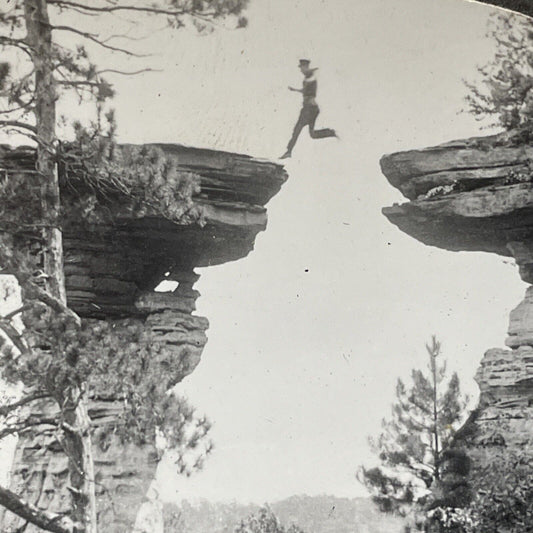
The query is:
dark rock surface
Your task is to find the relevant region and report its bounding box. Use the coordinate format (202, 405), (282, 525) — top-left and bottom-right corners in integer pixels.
(1, 144), (287, 317)
(381, 133), (533, 282)
(0, 144), (286, 532)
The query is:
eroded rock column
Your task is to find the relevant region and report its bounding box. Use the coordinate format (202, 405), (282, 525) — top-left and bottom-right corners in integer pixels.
(1, 274), (208, 533)
(379, 131), (533, 521)
(472, 286), (533, 448)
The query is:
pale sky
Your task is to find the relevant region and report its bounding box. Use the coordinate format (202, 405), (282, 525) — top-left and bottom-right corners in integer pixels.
(1, 0), (529, 505)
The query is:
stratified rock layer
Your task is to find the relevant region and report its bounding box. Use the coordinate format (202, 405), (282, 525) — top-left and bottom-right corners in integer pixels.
(380, 131), (533, 517)
(382, 134), (533, 282)
(0, 144), (286, 532)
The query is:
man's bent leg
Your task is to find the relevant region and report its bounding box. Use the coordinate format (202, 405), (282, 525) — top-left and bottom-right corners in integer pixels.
(308, 106), (336, 139)
(311, 127), (337, 139)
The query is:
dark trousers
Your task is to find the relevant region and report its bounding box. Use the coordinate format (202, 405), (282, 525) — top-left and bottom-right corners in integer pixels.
(286, 104), (336, 152)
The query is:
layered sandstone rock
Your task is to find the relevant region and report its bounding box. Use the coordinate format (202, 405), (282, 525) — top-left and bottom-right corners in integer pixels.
(381, 134), (533, 261)
(380, 131), (533, 517)
(0, 144), (286, 532)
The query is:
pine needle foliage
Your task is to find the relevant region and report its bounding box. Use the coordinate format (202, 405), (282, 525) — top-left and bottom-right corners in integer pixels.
(465, 12), (533, 137)
(359, 337), (469, 516)
(59, 116), (205, 226)
(0, 0), (249, 529)
(0, 294), (213, 473)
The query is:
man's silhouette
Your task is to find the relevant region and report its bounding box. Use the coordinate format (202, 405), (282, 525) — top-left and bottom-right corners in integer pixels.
(281, 59), (337, 159)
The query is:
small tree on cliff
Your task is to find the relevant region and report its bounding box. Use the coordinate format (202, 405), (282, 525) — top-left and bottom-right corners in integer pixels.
(359, 337), (469, 516)
(464, 12), (533, 134)
(0, 1), (247, 532)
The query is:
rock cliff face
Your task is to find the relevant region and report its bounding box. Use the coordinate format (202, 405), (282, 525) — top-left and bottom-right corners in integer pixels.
(0, 144), (287, 532)
(381, 131), (533, 513)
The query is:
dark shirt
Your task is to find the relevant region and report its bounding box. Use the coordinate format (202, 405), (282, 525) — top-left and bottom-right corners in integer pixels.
(302, 73), (317, 106)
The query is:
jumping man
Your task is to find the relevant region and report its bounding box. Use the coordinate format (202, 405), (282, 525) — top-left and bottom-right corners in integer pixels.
(280, 59), (337, 159)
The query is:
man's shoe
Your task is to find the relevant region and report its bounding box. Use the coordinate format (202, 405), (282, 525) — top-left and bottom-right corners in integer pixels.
(280, 150), (292, 159)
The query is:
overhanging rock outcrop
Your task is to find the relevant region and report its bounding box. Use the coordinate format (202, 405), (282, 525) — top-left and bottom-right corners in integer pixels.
(382, 134), (533, 281)
(380, 131), (533, 515)
(0, 144), (287, 532)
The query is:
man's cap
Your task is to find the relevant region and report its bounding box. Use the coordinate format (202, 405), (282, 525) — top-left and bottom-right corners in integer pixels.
(299, 59), (311, 66)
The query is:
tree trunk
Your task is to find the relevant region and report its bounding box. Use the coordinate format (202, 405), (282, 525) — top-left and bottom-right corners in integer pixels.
(0, 485), (77, 533)
(23, 1), (97, 531)
(430, 348), (439, 481)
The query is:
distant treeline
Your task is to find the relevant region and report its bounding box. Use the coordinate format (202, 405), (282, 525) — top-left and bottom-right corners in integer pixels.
(163, 495), (406, 533)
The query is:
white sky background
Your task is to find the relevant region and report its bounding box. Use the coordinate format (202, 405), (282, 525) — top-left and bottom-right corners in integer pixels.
(2, 0), (530, 504)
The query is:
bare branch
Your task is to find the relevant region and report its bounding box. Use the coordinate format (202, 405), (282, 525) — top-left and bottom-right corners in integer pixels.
(0, 97), (36, 115)
(0, 247), (81, 327)
(50, 25), (149, 57)
(2, 305), (28, 321)
(96, 67), (161, 76)
(100, 31), (138, 43)
(0, 36), (32, 58)
(0, 128), (39, 145)
(24, 282), (81, 326)
(47, 0), (187, 17)
(56, 80), (101, 87)
(0, 416), (59, 440)
(0, 319), (29, 357)
(0, 484), (77, 533)
(0, 120), (37, 133)
(0, 392), (51, 418)
(53, 4), (100, 17)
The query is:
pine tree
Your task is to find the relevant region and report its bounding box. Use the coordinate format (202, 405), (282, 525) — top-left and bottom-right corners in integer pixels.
(0, 1), (247, 531)
(359, 337), (469, 516)
(464, 12), (533, 133)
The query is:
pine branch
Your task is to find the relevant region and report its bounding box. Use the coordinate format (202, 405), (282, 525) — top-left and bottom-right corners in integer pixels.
(394, 408), (432, 433)
(398, 395), (432, 416)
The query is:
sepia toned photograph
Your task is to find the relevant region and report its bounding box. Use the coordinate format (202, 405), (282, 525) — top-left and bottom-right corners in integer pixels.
(0, 0), (532, 532)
